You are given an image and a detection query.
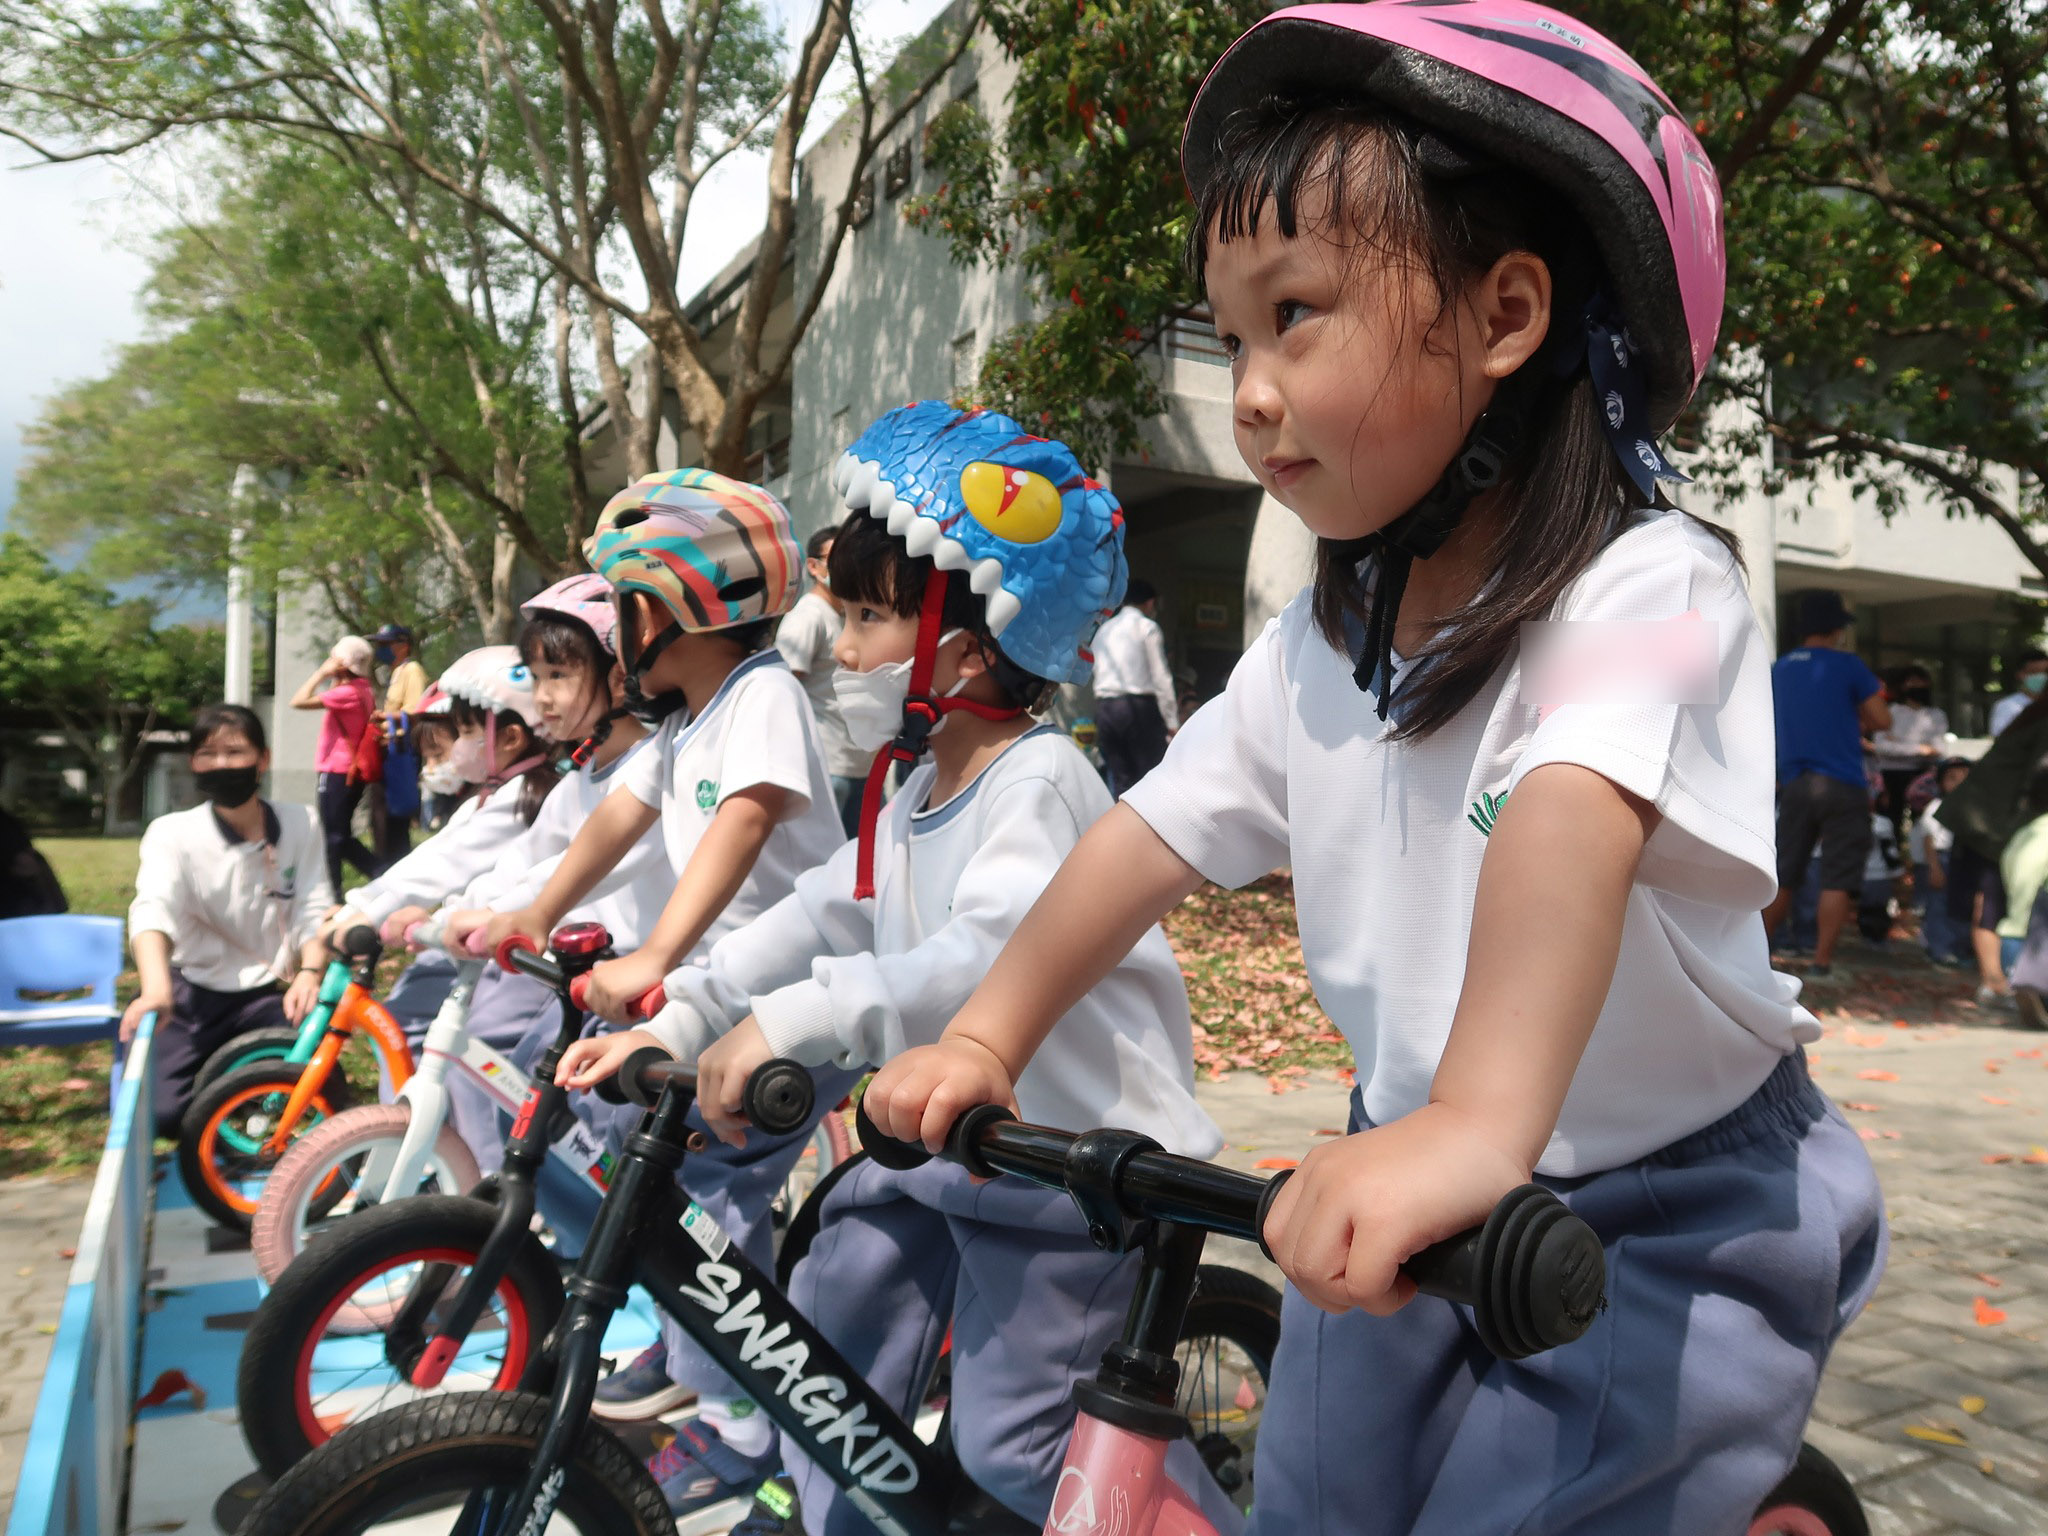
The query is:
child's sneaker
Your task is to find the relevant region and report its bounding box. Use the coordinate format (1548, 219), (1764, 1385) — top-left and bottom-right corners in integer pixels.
(646, 1418), (778, 1521)
(593, 1341), (693, 1420)
(730, 1476), (802, 1534)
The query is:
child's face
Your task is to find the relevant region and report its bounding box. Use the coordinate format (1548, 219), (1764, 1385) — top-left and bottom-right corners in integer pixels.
(531, 656), (610, 743)
(836, 597), (980, 691)
(1205, 183), (1545, 542)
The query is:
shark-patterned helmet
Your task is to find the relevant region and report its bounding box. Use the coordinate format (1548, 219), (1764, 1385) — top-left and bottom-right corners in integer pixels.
(831, 401), (1128, 686)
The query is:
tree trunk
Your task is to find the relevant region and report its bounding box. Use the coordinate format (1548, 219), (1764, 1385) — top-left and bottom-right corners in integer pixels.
(487, 529), (520, 643)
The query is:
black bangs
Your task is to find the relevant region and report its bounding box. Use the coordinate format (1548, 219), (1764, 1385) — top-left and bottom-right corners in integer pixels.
(519, 611), (611, 676)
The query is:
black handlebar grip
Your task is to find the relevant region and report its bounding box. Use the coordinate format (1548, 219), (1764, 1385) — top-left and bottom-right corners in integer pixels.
(744, 1060), (816, 1137)
(1253, 1168), (1293, 1262)
(853, 1094), (934, 1170)
(596, 1045), (674, 1107)
(338, 924), (382, 960)
(1405, 1185), (1606, 1359)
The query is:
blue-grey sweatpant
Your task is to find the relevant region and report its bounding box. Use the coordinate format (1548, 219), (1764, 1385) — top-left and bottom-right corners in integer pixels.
(442, 965), (565, 1176)
(1246, 1051), (1886, 1536)
(780, 1157), (1240, 1535)
(646, 1066), (864, 1401)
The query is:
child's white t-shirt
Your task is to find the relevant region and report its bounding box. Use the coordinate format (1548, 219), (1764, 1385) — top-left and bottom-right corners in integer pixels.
(343, 780), (530, 926)
(650, 726), (1221, 1157)
(1909, 800), (1952, 868)
(612, 649), (846, 955)
(463, 738), (674, 950)
(1864, 815), (1902, 884)
(1124, 509), (1809, 1177)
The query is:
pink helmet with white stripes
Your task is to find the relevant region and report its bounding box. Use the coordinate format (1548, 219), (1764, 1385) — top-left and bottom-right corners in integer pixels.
(1183, 1), (1724, 432)
(520, 573), (619, 657)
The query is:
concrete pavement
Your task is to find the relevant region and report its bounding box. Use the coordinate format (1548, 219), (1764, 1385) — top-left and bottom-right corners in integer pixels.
(0, 1176), (92, 1530)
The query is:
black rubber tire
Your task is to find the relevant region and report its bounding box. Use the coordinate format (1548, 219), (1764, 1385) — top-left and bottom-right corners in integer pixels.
(177, 1059), (358, 1231)
(236, 1389), (671, 1536)
(776, 1147), (870, 1287)
(191, 1025), (305, 1100)
(1179, 1264), (1282, 1511)
(1751, 1442), (1870, 1536)
(237, 1194), (563, 1478)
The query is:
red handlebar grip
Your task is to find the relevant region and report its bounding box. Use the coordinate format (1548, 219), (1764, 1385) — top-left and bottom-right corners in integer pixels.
(569, 973), (591, 1011)
(630, 984), (667, 1022)
(495, 934), (540, 972)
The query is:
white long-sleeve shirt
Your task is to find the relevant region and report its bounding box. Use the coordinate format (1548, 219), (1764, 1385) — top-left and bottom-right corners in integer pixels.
(344, 779), (530, 926)
(1091, 604), (1179, 731)
(649, 726), (1220, 1156)
(130, 801), (335, 992)
(460, 739), (674, 950)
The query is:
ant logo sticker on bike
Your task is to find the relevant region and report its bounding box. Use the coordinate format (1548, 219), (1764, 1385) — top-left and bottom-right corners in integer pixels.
(1049, 1466), (1129, 1536)
(675, 1254), (921, 1494)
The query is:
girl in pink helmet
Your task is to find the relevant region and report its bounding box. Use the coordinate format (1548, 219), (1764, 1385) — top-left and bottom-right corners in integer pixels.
(866, 4), (1883, 1530)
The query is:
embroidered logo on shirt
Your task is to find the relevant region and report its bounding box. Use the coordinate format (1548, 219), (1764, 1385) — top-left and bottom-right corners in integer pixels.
(1467, 790), (1508, 837)
(695, 779), (719, 810)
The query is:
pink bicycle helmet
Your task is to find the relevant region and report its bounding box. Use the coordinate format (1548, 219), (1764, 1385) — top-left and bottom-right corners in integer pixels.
(520, 572), (619, 657)
(1183, 0), (1724, 433)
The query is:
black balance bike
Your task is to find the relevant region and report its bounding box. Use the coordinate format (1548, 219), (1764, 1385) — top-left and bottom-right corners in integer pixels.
(239, 930), (1607, 1536)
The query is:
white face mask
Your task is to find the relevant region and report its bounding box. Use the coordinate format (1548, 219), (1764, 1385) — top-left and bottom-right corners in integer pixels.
(832, 630), (969, 753)
(421, 761), (467, 796)
(447, 734), (492, 784)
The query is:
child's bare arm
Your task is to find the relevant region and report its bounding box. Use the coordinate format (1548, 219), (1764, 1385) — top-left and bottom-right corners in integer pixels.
(582, 786), (789, 1019)
(863, 804), (1203, 1143)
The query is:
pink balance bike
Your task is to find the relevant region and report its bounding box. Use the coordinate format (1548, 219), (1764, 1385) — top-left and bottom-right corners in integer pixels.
(234, 1012), (1603, 1536)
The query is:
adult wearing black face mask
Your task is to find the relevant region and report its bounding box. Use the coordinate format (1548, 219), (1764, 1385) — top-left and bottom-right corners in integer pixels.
(125, 704), (337, 1137)
(1873, 664), (1950, 825)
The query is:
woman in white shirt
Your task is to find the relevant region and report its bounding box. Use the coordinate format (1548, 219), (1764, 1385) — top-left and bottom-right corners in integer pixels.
(1872, 664), (1949, 824)
(125, 705), (335, 1136)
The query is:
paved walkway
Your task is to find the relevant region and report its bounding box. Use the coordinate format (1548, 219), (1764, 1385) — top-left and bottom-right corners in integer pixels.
(0, 1176), (93, 1530)
(1198, 995), (2048, 1535)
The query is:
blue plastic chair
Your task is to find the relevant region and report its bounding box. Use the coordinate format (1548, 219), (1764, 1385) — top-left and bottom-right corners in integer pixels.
(0, 914), (129, 1103)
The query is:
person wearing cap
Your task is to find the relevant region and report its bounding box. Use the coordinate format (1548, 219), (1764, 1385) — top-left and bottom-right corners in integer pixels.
(371, 623), (430, 865)
(1762, 591), (1891, 974)
(289, 634), (382, 892)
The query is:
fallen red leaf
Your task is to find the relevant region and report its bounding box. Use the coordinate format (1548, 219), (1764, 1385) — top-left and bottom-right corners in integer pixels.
(1842, 1101), (1882, 1112)
(1975, 1297), (2008, 1326)
(57, 1247), (75, 1260)
(1336, 1067), (1357, 1087)
(1893, 1019), (1911, 1029)
(1858, 1069), (1901, 1082)
(1983, 1095), (2013, 1106)
(2018, 1049), (2045, 1060)
(1983, 1153), (2015, 1164)
(1978, 1273), (2006, 1288)
(59, 1077), (90, 1092)
(1857, 1128), (1881, 1141)
(1312, 1128), (1343, 1137)
(1252, 1156), (1299, 1170)
(1987, 1061), (2006, 1075)
(2026, 1147), (2048, 1165)
(1266, 1074), (1296, 1095)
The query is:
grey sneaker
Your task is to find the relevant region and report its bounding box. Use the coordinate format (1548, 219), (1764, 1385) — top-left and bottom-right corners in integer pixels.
(592, 1340), (694, 1421)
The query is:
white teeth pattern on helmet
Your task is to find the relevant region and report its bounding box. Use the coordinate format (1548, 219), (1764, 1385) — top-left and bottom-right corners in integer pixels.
(831, 451), (857, 497)
(845, 459), (882, 510)
(930, 537), (969, 573)
(901, 515), (942, 559)
(968, 558), (1004, 597)
(984, 588), (1021, 635)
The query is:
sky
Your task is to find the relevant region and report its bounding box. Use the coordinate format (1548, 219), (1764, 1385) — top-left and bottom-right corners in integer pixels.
(0, 0), (955, 557)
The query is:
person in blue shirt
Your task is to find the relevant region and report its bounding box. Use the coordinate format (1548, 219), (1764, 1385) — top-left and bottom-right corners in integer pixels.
(1763, 590), (1892, 973)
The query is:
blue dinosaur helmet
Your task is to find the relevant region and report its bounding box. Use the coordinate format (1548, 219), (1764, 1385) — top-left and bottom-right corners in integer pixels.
(830, 401), (1129, 686)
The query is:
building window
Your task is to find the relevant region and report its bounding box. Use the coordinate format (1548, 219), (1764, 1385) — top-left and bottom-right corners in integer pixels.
(951, 332), (977, 396)
(1162, 307), (1230, 366)
(884, 140), (913, 200)
(849, 173), (875, 229)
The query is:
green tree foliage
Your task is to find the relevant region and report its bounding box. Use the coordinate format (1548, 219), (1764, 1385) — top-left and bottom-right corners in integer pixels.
(0, 0), (975, 480)
(15, 147), (572, 642)
(0, 535), (223, 832)
(911, 0), (2048, 572)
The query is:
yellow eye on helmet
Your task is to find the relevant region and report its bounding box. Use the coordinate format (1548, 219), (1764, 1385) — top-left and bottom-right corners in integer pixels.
(960, 461), (1063, 545)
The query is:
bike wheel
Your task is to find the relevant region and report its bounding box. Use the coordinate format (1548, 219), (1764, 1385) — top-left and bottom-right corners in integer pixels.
(238, 1195), (562, 1478)
(177, 1060), (356, 1230)
(237, 1390), (669, 1536)
(1747, 1443), (1869, 1536)
(775, 1147), (869, 1288)
(771, 1103), (854, 1252)
(1177, 1264), (1282, 1513)
(191, 1025), (305, 1101)
(252, 1102), (484, 1285)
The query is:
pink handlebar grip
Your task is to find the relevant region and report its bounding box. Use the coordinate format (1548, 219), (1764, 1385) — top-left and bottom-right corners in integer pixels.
(465, 926), (493, 958)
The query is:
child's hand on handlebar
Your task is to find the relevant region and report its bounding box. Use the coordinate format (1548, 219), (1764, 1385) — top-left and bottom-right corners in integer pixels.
(381, 905), (433, 947)
(483, 907), (550, 959)
(863, 1039), (1019, 1152)
(1261, 1100), (1529, 1319)
(582, 951), (670, 1024)
(556, 1028), (664, 1091)
(698, 1017), (775, 1148)
(441, 908), (493, 952)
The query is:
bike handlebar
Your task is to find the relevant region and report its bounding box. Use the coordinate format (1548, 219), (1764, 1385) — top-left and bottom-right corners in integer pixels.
(594, 1043), (815, 1135)
(853, 1098), (1605, 1361)
(336, 923), (382, 961)
(564, 973), (668, 1021)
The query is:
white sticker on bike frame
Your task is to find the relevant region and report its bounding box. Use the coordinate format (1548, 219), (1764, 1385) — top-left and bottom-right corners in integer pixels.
(681, 1201), (731, 1259)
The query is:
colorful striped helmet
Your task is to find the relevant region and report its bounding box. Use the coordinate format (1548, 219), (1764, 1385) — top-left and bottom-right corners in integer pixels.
(831, 402), (1127, 685)
(1182, 0), (1724, 432)
(583, 469), (802, 633)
